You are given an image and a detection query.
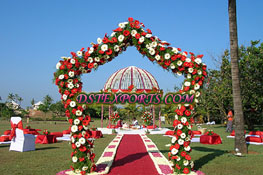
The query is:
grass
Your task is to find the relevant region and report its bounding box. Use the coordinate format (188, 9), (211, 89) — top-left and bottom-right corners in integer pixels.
(1, 119), (263, 175)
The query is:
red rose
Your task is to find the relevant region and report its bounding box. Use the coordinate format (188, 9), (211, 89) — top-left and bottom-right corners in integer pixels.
(185, 154), (191, 160)
(184, 86), (190, 91)
(198, 81), (203, 85)
(128, 17), (134, 22)
(78, 125), (83, 131)
(185, 110), (191, 116)
(79, 157), (85, 162)
(81, 171), (86, 175)
(99, 50), (104, 54)
(123, 30), (130, 36)
(67, 63), (72, 69)
(134, 20), (140, 25)
(72, 108), (77, 114)
(111, 37), (117, 43)
(176, 164), (181, 170)
(180, 106), (186, 112)
(72, 143), (76, 149)
(68, 118), (73, 124)
(88, 63), (94, 69)
(79, 146), (87, 152)
(173, 120), (180, 127)
(177, 129), (182, 136)
(171, 55), (177, 61)
(160, 47), (165, 51)
(181, 151), (187, 157)
(174, 143), (180, 149)
(106, 49), (112, 55)
(183, 141), (190, 147)
(203, 71), (207, 76)
(146, 29), (152, 34)
(171, 156), (178, 160)
(183, 167), (190, 174)
(135, 33), (140, 39)
(141, 32), (146, 36)
(113, 27), (122, 32)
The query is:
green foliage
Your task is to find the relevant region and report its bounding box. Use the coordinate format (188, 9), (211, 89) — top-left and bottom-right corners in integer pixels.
(196, 40), (263, 128)
(0, 103), (14, 118)
(50, 101), (66, 118)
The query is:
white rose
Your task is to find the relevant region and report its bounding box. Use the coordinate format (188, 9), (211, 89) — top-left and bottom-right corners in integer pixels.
(177, 60), (182, 66)
(182, 52), (187, 56)
(194, 84), (200, 90)
(68, 71), (74, 78)
(75, 169), (81, 174)
(170, 63), (175, 69)
(72, 156), (78, 163)
(101, 44), (108, 52)
(83, 125), (88, 130)
(82, 105), (86, 110)
(75, 142), (81, 148)
(181, 117), (187, 123)
(58, 75), (64, 80)
(97, 37), (102, 44)
(82, 166), (88, 171)
(171, 148), (178, 155)
(178, 139), (184, 145)
(177, 71), (182, 76)
(62, 94), (68, 100)
(176, 156), (181, 161)
(195, 58), (202, 64)
(95, 57), (100, 62)
(180, 133), (186, 139)
(118, 22), (125, 28)
(76, 83), (79, 88)
(149, 48), (155, 55)
(185, 58), (191, 62)
(185, 146), (191, 151)
(155, 55), (160, 61)
(187, 74), (192, 79)
(71, 137), (75, 143)
(190, 90), (195, 94)
(88, 57), (93, 63)
(172, 47), (178, 54)
(186, 136), (191, 141)
(70, 59), (75, 64)
(68, 83), (74, 89)
(71, 125), (78, 132)
(76, 51), (82, 57)
(70, 101), (76, 108)
(164, 53), (170, 60)
(74, 119), (80, 125)
(94, 63), (98, 68)
(76, 110), (82, 116)
(183, 160), (189, 166)
(151, 41), (157, 48)
(188, 68), (194, 73)
(198, 70), (202, 75)
(56, 62), (61, 69)
(184, 104), (189, 107)
(196, 91), (201, 97)
(175, 115), (178, 120)
(82, 131), (86, 136)
(79, 137), (86, 145)
(110, 32), (116, 37)
(139, 37), (145, 43)
(118, 35), (124, 42)
(88, 47), (94, 54)
(190, 161), (194, 168)
(184, 81), (190, 87)
(187, 125), (192, 129)
(177, 124), (183, 130)
(131, 30), (137, 37)
(114, 45), (120, 52)
(171, 137), (177, 144)
(145, 34), (152, 38)
(195, 98), (199, 103)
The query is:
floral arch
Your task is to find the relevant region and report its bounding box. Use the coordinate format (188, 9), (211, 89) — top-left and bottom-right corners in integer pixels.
(54, 17), (207, 175)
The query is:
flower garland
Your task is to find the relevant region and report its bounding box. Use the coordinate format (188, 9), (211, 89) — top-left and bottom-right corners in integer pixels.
(54, 17), (207, 174)
(109, 111), (120, 125)
(141, 111), (153, 126)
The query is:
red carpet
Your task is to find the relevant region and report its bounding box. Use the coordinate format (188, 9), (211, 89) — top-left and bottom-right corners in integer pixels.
(107, 135), (159, 175)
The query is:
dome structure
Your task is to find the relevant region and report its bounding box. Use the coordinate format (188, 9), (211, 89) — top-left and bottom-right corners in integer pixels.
(103, 66), (160, 93)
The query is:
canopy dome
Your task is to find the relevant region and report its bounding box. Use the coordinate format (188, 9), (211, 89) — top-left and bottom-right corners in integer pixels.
(103, 66), (160, 93)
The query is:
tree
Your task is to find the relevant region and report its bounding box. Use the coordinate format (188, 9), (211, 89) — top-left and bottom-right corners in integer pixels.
(228, 0), (247, 154)
(7, 93), (15, 102)
(38, 95), (53, 119)
(50, 101), (66, 118)
(31, 98), (35, 107)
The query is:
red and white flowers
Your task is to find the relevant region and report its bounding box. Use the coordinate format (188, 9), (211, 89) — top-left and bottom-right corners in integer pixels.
(54, 17), (207, 174)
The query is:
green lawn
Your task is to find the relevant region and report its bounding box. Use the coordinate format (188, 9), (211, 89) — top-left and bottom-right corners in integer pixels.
(1, 119), (263, 175)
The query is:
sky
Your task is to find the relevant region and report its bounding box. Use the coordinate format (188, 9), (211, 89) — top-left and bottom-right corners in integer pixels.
(0, 0), (263, 108)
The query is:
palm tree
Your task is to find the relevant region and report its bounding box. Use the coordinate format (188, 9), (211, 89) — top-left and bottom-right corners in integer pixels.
(228, 0), (247, 154)
(7, 93), (15, 102)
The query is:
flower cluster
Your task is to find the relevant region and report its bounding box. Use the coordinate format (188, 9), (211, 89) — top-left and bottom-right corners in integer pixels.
(54, 17), (207, 174)
(43, 129), (50, 135)
(109, 111), (120, 124)
(141, 111), (153, 126)
(205, 130), (215, 136)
